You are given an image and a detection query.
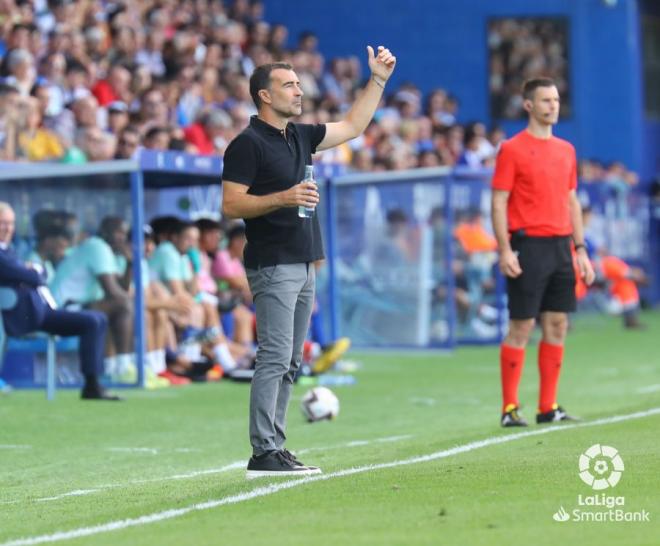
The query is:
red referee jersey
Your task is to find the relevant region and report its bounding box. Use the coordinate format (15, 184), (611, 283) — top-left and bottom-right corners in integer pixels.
(492, 130), (577, 237)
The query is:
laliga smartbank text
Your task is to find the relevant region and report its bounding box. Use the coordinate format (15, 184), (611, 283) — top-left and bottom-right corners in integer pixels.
(572, 494), (649, 522)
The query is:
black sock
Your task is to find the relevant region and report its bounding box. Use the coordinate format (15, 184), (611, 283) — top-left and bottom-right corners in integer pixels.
(83, 374), (100, 391)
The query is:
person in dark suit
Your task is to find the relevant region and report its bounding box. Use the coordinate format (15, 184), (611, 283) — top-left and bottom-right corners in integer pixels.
(0, 202), (120, 400)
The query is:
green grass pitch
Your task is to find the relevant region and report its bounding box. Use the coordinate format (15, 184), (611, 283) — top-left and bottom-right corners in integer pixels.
(1, 312), (659, 545)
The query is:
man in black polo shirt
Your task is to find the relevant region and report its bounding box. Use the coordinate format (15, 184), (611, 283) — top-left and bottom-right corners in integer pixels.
(222, 45), (396, 478)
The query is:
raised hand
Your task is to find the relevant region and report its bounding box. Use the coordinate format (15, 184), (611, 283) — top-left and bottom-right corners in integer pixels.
(367, 45), (396, 83)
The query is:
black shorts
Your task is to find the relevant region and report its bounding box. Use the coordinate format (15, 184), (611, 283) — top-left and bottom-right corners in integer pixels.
(506, 235), (576, 320)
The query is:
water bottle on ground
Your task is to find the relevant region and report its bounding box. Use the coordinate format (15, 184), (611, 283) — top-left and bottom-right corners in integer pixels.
(298, 164), (316, 218)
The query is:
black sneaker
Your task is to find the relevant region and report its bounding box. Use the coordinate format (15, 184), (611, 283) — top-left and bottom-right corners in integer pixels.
(536, 405), (577, 424)
(501, 405), (528, 427)
(81, 387), (123, 401)
(246, 450), (322, 480)
(280, 448), (320, 471)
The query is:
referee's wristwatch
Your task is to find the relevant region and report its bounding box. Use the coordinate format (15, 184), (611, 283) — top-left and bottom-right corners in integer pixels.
(574, 243), (587, 252)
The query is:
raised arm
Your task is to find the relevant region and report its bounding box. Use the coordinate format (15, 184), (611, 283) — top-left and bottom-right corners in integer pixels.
(317, 45), (397, 151)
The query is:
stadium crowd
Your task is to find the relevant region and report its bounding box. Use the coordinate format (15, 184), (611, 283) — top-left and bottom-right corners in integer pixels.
(0, 0), (640, 185)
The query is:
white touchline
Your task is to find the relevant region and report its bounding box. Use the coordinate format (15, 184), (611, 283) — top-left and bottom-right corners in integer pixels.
(106, 447), (160, 455)
(104, 447), (203, 455)
(296, 435), (411, 455)
(0, 445), (32, 450)
(2, 407), (659, 546)
(1, 436), (410, 506)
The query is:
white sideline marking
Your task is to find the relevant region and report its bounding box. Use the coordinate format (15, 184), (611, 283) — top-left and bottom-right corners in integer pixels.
(0, 445), (31, 450)
(106, 447), (159, 455)
(0, 463), (249, 506)
(105, 447), (202, 455)
(3, 407), (659, 546)
(37, 490), (99, 503)
(1, 436), (409, 505)
(637, 384), (660, 394)
(296, 435), (411, 455)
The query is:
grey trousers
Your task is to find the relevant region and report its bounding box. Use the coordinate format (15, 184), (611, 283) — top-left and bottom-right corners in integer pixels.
(246, 263), (315, 456)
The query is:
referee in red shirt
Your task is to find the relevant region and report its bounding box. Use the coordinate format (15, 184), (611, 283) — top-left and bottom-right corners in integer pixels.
(491, 77), (595, 427)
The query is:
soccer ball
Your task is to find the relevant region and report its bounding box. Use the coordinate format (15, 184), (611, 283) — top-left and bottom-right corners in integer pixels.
(301, 387), (340, 422)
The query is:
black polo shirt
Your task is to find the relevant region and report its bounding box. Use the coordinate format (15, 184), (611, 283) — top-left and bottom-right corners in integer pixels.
(222, 115), (327, 269)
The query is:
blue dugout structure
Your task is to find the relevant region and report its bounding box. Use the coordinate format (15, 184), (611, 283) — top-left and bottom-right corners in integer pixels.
(0, 150), (656, 389)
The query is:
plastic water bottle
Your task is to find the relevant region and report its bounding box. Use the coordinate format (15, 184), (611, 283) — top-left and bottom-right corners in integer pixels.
(298, 164), (316, 218)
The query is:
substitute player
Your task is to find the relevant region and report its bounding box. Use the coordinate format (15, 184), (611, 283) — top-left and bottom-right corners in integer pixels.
(491, 77), (595, 427)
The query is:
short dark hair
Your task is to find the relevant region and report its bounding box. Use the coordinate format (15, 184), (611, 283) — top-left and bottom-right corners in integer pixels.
(522, 77), (556, 101)
(227, 223), (246, 241)
(150, 215), (180, 241)
(386, 208), (408, 225)
(36, 225), (69, 243)
(144, 126), (168, 141)
(195, 217), (221, 233)
(172, 218), (194, 236)
(249, 62), (293, 109)
(99, 216), (127, 239)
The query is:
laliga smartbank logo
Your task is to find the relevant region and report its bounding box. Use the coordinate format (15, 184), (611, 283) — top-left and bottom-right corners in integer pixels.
(552, 444), (650, 523)
(578, 443), (624, 490)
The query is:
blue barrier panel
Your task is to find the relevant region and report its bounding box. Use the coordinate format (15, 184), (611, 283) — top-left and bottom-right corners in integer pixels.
(326, 167), (506, 348)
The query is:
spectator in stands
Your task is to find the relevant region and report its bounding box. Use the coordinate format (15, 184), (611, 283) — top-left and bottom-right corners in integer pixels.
(457, 126), (483, 170)
(76, 126), (115, 161)
(114, 125), (140, 159)
(467, 122), (496, 164)
(136, 27), (166, 77)
(4, 48), (36, 96)
(16, 96), (63, 161)
(183, 108), (233, 155)
(2, 24), (32, 55)
(51, 215), (135, 379)
(0, 0), (639, 180)
(0, 201), (119, 400)
(62, 60), (90, 105)
(107, 101), (129, 136)
(91, 63), (132, 107)
(488, 125), (506, 152)
(142, 126), (170, 150)
(0, 83), (20, 160)
(70, 94), (99, 134)
(135, 86), (168, 132)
